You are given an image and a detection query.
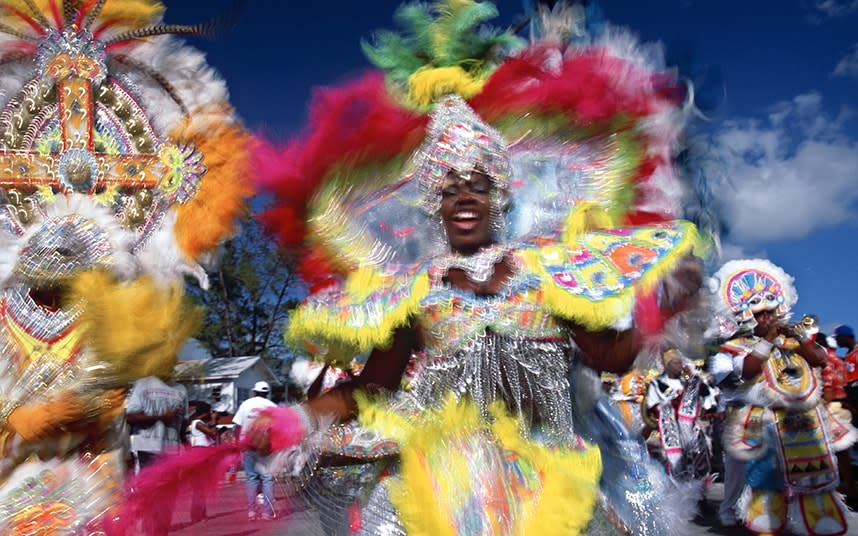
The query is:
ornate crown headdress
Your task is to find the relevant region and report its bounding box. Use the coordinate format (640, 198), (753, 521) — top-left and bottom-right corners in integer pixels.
(256, 0), (697, 288)
(710, 259), (797, 337)
(0, 0), (252, 289)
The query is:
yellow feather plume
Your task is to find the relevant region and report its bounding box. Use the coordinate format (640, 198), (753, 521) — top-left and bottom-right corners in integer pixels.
(171, 105), (254, 260)
(357, 395), (602, 536)
(0, 0), (164, 32)
(407, 65), (485, 108)
(95, 0), (165, 29)
(561, 202), (616, 246)
(286, 270), (430, 367)
(67, 270), (202, 382)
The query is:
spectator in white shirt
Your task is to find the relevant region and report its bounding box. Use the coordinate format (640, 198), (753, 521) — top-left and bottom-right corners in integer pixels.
(232, 381), (277, 520)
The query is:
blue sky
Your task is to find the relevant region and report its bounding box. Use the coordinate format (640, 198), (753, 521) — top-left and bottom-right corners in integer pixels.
(165, 0), (858, 333)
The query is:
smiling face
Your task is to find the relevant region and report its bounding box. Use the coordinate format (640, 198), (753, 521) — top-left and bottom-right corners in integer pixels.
(439, 169), (495, 255)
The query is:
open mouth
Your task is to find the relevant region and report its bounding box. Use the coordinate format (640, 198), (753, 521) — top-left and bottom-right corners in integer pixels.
(28, 285), (67, 312)
(451, 210), (481, 231)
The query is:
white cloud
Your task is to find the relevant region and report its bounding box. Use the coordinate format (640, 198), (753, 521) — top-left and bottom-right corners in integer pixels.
(834, 44), (858, 78)
(707, 92), (858, 242)
(808, 0), (858, 19)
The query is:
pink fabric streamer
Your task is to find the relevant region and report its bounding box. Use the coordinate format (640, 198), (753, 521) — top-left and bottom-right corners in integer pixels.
(105, 406), (309, 535)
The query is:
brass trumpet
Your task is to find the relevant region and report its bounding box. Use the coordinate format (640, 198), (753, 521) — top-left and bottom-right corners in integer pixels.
(780, 314), (818, 340)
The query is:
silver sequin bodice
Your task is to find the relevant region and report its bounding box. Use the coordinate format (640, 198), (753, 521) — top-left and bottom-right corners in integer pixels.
(408, 274), (574, 440)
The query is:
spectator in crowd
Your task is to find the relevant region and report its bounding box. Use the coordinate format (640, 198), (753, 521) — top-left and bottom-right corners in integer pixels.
(838, 325), (858, 383)
(834, 324), (858, 508)
(233, 381), (277, 521)
(187, 402), (217, 522)
(126, 375), (188, 470)
(820, 331), (848, 403)
(126, 375), (188, 534)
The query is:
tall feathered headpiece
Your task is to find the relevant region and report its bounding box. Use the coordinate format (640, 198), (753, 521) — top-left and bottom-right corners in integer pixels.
(0, 0), (253, 289)
(709, 258), (797, 338)
(255, 0), (698, 290)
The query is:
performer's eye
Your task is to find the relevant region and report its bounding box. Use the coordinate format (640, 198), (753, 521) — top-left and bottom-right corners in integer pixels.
(441, 187), (458, 198)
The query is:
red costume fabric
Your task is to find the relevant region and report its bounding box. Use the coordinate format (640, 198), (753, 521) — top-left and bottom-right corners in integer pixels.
(822, 348), (848, 400)
(844, 347), (858, 384)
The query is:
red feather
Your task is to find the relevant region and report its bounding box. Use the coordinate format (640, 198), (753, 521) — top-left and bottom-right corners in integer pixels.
(105, 444), (241, 535)
(92, 19), (119, 38)
(253, 72), (426, 256)
(48, 0), (63, 30)
(0, 5), (47, 35)
(472, 46), (678, 127)
(107, 407), (310, 535)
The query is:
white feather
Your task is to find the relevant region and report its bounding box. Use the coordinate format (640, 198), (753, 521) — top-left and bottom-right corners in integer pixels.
(0, 194), (138, 288)
(134, 209), (209, 289)
(0, 35), (37, 111)
(119, 36), (230, 136)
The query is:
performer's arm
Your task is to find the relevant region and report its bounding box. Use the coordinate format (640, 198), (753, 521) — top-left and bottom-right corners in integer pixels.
(126, 407), (182, 425)
(304, 326), (416, 423)
(781, 328), (828, 367)
(574, 328), (642, 373)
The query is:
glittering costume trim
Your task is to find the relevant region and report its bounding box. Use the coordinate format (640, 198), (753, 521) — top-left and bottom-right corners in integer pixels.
(356, 396), (602, 536)
(288, 220), (701, 366)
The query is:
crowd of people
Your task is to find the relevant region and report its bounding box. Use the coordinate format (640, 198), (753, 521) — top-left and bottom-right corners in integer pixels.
(607, 318), (858, 534)
(0, 1), (855, 536)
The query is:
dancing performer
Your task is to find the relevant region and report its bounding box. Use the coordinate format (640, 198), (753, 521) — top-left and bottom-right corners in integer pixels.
(711, 260), (856, 535)
(253, 2), (715, 533)
(0, 0), (251, 532)
(124, 1), (711, 534)
(643, 349), (717, 480)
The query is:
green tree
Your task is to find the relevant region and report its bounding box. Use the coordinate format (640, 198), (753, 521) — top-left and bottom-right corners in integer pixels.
(186, 215), (305, 375)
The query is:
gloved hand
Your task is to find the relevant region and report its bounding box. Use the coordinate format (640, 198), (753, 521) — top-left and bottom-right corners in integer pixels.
(6, 397), (86, 442)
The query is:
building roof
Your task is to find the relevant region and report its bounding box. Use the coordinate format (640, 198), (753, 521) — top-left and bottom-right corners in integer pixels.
(174, 356), (281, 384)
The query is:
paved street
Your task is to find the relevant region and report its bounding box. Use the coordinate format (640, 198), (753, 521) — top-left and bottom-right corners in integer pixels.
(165, 479), (750, 536)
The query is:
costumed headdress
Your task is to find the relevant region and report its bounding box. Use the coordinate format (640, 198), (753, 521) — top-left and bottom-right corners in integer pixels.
(0, 0), (252, 402)
(710, 259), (797, 338)
(0, 0), (251, 292)
(255, 0), (705, 290)
(0, 3), (251, 531)
(414, 95), (510, 214)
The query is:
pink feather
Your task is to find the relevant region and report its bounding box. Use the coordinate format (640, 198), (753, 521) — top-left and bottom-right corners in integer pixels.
(107, 407), (309, 535)
(259, 405), (310, 451)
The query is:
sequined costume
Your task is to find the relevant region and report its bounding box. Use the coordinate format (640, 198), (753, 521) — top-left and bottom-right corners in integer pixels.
(710, 260), (857, 535)
(0, 1), (251, 533)
(643, 351), (718, 480)
(250, 0), (718, 532)
(295, 222), (702, 535)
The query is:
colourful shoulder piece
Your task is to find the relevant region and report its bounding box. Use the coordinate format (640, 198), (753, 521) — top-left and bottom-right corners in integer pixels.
(286, 265), (429, 367)
(520, 221), (700, 331)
